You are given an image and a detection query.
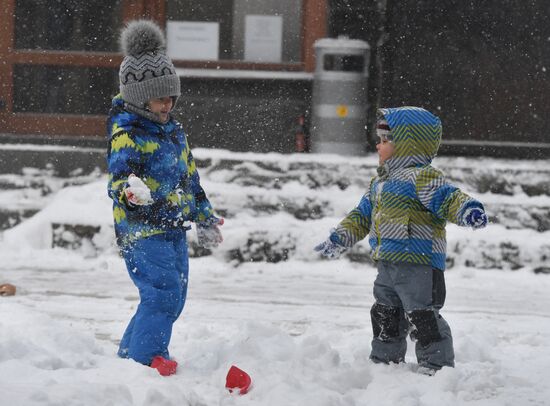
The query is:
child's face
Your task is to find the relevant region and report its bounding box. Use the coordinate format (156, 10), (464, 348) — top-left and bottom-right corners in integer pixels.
(376, 136), (395, 165)
(147, 96), (173, 123)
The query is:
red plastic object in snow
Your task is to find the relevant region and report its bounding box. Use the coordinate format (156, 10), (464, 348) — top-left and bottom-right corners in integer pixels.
(225, 365), (252, 395)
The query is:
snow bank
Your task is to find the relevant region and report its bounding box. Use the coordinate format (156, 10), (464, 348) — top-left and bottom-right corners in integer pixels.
(1, 180), (112, 252)
(2, 149), (549, 271)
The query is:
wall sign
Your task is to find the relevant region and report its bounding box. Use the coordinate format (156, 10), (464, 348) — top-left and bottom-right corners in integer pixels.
(167, 21), (219, 61)
(244, 15), (283, 63)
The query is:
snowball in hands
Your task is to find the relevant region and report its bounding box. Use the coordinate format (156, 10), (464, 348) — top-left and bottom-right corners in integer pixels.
(125, 174), (153, 206)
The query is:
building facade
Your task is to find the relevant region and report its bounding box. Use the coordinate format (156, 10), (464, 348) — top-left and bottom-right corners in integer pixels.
(1, 0), (549, 157)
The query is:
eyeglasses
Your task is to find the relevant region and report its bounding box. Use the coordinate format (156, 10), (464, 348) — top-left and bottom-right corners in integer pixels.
(376, 119), (392, 143)
(376, 130), (393, 144)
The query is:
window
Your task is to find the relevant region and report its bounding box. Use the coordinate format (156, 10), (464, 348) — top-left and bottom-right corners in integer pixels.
(13, 65), (118, 114)
(9, 0), (122, 119)
(166, 0), (302, 63)
(14, 0), (122, 51)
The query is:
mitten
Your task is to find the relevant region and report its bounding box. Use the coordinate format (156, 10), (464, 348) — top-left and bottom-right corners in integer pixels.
(124, 174), (153, 206)
(314, 232), (347, 259)
(464, 207), (488, 229)
(196, 216), (224, 248)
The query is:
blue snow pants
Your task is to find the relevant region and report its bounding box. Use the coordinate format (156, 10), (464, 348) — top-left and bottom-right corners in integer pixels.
(118, 231), (189, 365)
(370, 260), (455, 369)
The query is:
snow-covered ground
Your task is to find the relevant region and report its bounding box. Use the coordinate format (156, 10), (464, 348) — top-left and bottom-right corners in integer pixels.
(1, 149), (549, 405)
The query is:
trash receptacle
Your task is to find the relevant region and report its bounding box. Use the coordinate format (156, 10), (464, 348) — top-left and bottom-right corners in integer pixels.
(310, 37), (370, 155)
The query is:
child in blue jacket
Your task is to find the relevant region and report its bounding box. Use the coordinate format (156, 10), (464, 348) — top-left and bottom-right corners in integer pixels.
(107, 20), (223, 376)
(315, 107), (487, 374)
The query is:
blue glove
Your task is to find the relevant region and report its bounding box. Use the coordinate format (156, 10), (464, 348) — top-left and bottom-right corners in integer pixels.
(464, 208), (488, 229)
(314, 232), (347, 259)
(196, 216), (224, 248)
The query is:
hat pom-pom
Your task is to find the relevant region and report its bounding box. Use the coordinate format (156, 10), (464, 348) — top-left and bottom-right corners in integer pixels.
(120, 20), (166, 56)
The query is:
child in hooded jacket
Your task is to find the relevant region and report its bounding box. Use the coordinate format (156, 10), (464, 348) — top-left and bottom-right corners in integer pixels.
(315, 106), (488, 374)
(107, 20), (223, 376)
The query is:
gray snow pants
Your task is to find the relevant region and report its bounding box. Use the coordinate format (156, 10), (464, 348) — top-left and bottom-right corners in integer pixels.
(369, 260), (455, 369)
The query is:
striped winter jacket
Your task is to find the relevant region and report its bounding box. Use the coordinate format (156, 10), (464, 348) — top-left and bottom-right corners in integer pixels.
(107, 95), (214, 247)
(333, 106), (484, 270)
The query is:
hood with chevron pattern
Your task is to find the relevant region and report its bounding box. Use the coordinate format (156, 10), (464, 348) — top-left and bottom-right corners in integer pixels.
(378, 106), (442, 172)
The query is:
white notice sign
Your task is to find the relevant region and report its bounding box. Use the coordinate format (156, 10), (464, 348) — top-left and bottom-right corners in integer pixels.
(244, 15), (283, 63)
(167, 21), (219, 61)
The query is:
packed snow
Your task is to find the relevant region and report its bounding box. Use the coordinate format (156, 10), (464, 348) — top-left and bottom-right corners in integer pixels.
(126, 175), (153, 206)
(1, 149), (549, 406)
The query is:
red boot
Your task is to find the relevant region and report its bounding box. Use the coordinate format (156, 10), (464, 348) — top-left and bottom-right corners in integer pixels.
(150, 356), (178, 376)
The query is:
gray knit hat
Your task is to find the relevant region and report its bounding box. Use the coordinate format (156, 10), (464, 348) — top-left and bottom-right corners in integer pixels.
(119, 20), (181, 108)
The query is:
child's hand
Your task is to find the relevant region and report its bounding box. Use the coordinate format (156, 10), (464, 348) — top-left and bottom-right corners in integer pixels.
(464, 207), (488, 229)
(196, 216), (224, 248)
(314, 233), (347, 259)
(124, 174), (153, 206)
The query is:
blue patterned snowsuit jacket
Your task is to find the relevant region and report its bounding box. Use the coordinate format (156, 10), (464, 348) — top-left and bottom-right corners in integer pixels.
(107, 95), (214, 247)
(333, 107), (485, 270)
